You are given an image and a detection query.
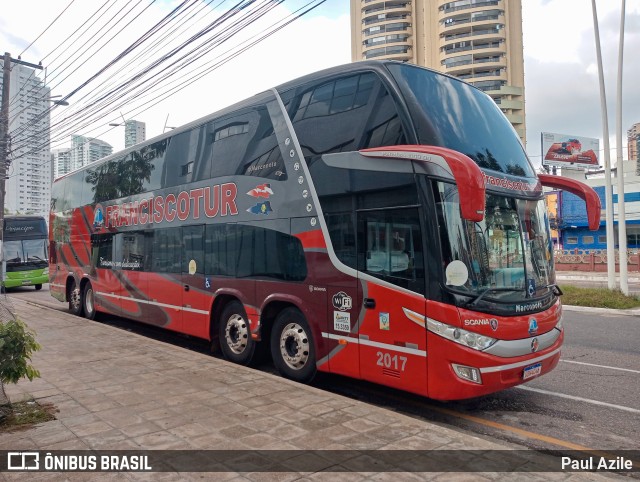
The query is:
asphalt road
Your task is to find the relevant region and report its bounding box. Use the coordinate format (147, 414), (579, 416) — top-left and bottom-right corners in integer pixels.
(7, 285), (640, 464)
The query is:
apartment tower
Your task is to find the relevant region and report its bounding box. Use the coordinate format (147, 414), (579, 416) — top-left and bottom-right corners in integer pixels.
(0, 60), (52, 217)
(125, 119), (146, 148)
(350, 0), (526, 142)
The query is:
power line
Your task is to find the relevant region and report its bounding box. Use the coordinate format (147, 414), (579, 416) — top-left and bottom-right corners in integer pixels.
(7, 0), (327, 174)
(18, 0), (76, 58)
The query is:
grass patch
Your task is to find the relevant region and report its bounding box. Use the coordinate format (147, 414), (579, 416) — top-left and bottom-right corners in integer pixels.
(0, 400), (57, 432)
(559, 285), (640, 309)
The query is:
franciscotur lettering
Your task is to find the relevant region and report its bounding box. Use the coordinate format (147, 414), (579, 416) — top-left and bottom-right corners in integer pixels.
(103, 183), (238, 229)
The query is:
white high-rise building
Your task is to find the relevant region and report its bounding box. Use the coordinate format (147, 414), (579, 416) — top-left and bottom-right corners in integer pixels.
(70, 135), (113, 171)
(51, 148), (72, 179)
(0, 60), (52, 217)
(125, 120), (146, 148)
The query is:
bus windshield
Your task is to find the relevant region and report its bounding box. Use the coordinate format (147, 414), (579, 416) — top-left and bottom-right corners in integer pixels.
(3, 239), (48, 268)
(387, 63), (535, 178)
(435, 181), (554, 302)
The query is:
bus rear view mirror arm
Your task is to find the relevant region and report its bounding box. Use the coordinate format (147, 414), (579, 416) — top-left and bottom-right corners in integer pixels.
(538, 174), (601, 231)
(361, 145), (486, 222)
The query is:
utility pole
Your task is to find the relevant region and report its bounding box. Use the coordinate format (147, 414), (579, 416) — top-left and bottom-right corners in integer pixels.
(0, 52), (43, 291)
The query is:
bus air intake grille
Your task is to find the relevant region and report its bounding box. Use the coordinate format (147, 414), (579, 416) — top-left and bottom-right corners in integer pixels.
(382, 368), (401, 378)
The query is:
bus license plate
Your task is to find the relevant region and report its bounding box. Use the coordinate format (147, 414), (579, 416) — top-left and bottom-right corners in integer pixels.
(21, 280), (32, 285)
(523, 362), (542, 380)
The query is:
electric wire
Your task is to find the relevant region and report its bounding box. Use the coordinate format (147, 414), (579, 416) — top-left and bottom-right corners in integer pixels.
(6, 0), (327, 176)
(10, 0), (269, 151)
(18, 0), (76, 57)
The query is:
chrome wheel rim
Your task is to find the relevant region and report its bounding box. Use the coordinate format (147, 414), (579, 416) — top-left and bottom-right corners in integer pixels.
(85, 288), (94, 314)
(70, 285), (81, 311)
(224, 313), (248, 354)
(279, 322), (310, 371)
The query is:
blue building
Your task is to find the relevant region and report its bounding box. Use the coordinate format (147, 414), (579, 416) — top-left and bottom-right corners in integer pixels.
(558, 164), (640, 251)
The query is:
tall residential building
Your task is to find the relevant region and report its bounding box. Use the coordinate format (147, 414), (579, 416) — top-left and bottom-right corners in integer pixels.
(0, 60), (52, 217)
(628, 122), (639, 163)
(125, 119), (146, 148)
(350, 0), (526, 142)
(51, 148), (72, 179)
(70, 135), (112, 171)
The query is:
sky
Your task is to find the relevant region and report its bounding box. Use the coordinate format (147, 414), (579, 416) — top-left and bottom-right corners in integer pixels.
(0, 0), (638, 167)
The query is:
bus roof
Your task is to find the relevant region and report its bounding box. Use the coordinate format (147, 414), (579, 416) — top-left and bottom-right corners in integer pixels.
(53, 61), (474, 182)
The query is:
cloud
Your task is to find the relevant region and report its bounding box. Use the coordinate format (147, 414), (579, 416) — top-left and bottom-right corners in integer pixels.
(523, 1), (640, 165)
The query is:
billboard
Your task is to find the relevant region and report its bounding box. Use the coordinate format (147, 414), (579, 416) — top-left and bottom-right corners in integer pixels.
(541, 132), (600, 169)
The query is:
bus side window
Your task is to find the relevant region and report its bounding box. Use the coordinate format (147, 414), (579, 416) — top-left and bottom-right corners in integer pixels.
(210, 103), (285, 181)
(152, 228), (182, 273)
(358, 208), (425, 293)
(90, 234), (114, 270)
(283, 71), (408, 166)
(183, 226), (204, 275)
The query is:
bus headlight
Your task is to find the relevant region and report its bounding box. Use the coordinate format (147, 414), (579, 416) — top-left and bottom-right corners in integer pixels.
(427, 318), (497, 351)
(452, 364), (482, 384)
(42, 267), (49, 275)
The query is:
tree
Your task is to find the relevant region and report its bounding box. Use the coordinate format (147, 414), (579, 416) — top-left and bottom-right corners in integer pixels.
(0, 319), (40, 410)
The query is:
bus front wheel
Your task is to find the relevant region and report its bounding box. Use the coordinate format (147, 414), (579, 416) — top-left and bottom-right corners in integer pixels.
(271, 308), (316, 383)
(35, 284), (42, 291)
(82, 282), (96, 320)
(219, 301), (255, 365)
(68, 279), (83, 317)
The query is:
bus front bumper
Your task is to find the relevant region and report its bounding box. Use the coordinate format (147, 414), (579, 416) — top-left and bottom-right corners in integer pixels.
(427, 329), (563, 401)
(2, 273), (49, 288)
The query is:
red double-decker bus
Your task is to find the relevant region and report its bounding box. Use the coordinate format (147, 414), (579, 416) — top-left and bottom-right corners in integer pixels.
(49, 61), (600, 400)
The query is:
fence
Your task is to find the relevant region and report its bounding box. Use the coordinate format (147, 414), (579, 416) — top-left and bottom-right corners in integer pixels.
(555, 249), (640, 272)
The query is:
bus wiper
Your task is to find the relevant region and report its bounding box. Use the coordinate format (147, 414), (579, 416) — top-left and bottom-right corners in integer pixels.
(466, 287), (526, 307)
(546, 284), (563, 296)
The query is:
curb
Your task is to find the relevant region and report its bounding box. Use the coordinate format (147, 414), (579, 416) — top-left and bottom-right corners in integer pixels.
(562, 304), (640, 317)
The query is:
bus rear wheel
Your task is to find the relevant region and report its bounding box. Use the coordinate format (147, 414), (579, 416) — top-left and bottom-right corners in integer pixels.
(271, 308), (316, 383)
(35, 284), (42, 291)
(68, 279), (83, 317)
(219, 301), (255, 365)
(82, 282), (96, 320)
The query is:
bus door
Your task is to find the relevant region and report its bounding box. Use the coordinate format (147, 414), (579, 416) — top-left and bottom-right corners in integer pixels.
(181, 225), (210, 339)
(356, 207), (428, 395)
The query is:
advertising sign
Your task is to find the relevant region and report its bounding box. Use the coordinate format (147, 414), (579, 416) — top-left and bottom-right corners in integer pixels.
(541, 132), (600, 169)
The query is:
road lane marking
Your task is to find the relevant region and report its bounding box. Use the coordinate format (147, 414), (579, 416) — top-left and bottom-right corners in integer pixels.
(560, 359), (640, 374)
(516, 386), (640, 414)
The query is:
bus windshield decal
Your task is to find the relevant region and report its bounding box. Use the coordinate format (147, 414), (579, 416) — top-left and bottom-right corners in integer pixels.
(96, 182), (238, 230)
(483, 173), (539, 192)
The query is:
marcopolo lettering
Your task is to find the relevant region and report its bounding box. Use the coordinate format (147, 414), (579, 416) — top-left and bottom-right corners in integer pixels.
(103, 183), (238, 229)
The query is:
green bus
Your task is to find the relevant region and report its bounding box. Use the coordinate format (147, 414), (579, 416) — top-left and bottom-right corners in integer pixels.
(1, 216), (48, 291)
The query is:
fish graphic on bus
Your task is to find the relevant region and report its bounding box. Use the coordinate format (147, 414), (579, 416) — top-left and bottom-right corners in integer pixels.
(247, 201), (273, 215)
(247, 183), (274, 198)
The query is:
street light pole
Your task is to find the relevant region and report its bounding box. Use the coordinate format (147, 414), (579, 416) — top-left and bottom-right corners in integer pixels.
(591, 2), (616, 291)
(616, 0), (628, 295)
(0, 52), (45, 291)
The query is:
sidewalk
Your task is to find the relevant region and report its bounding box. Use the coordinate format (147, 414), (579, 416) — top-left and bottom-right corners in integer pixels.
(0, 297), (626, 479)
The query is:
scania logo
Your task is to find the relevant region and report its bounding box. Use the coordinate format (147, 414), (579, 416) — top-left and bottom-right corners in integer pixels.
(531, 338), (539, 353)
(332, 291), (352, 311)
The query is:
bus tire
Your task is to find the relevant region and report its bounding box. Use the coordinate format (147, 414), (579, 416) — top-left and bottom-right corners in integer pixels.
(35, 284), (42, 291)
(219, 301), (255, 365)
(68, 279), (83, 317)
(82, 282), (96, 320)
(271, 308), (316, 383)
